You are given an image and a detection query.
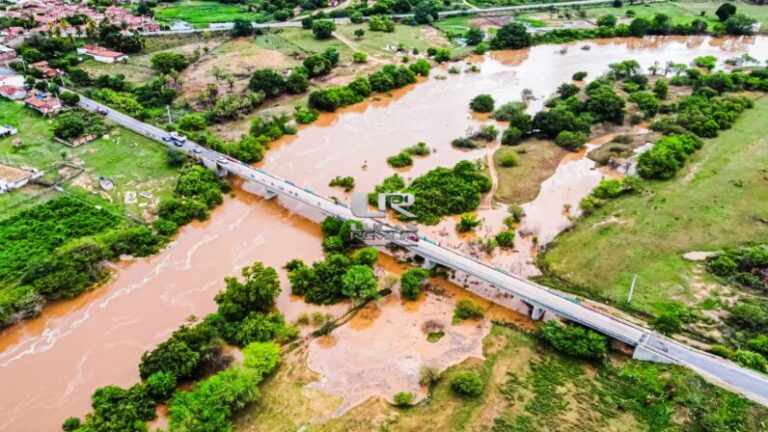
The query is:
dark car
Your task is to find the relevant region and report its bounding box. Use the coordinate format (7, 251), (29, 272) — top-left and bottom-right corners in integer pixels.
(95, 107), (109, 116)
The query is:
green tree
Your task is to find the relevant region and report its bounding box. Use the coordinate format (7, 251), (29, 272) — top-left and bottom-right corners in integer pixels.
(52, 112), (86, 140)
(145, 371), (177, 402)
(341, 264), (379, 300)
(495, 230), (515, 247)
(539, 321), (607, 359)
(450, 370), (484, 397)
(586, 85), (625, 124)
(150, 52), (189, 74)
(733, 350), (768, 372)
(168, 368), (261, 432)
(249, 69), (287, 98)
(597, 14), (617, 27)
(354, 28), (365, 39)
(215, 263), (280, 322)
(469, 94), (495, 113)
(653, 79), (669, 99)
(715, 2), (736, 21)
(724, 13), (757, 35)
(231, 18), (254, 37)
(312, 19), (336, 39)
(490, 23), (530, 50)
(465, 27), (484, 45)
(400, 267), (430, 300)
(242, 341), (281, 377)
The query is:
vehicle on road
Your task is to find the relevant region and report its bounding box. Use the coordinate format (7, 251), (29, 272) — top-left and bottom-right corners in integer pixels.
(193, 147), (203, 154)
(162, 136), (172, 142)
(95, 107), (109, 116)
(216, 156), (228, 164)
(169, 132), (187, 143)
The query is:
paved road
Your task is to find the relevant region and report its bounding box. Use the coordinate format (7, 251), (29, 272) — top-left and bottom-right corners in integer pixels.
(141, 0), (652, 35)
(75, 94), (768, 408)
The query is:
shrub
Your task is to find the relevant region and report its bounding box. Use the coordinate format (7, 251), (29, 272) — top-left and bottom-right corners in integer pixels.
(353, 51), (368, 63)
(454, 299), (483, 320)
(393, 391), (414, 406)
(457, 213), (480, 232)
(555, 130), (589, 151)
(495, 230), (515, 247)
(312, 19), (336, 39)
(329, 175), (355, 191)
(539, 321), (607, 359)
(401, 267), (430, 300)
(469, 94), (495, 113)
(242, 341), (282, 377)
(572, 71), (588, 81)
(387, 152), (414, 168)
(733, 350), (768, 373)
(501, 127), (523, 145)
(450, 370), (484, 398)
(499, 152), (519, 167)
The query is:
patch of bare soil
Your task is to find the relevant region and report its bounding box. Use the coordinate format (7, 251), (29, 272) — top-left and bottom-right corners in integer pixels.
(179, 38), (299, 102)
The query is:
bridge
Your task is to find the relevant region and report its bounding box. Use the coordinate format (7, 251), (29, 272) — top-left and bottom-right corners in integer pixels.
(75, 94), (768, 407)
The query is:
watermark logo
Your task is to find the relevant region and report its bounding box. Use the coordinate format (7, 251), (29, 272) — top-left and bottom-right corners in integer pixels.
(349, 193), (418, 245)
(350, 192), (416, 218)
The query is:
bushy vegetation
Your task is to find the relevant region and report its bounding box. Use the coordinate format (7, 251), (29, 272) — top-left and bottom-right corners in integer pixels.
(400, 267), (430, 301)
(708, 244), (768, 291)
(309, 61), (430, 112)
(454, 299), (484, 321)
(579, 175), (641, 215)
(287, 219), (378, 305)
(328, 175), (355, 192)
(636, 134), (703, 179)
(469, 94), (495, 113)
(387, 151), (414, 168)
(68, 260), (293, 431)
(539, 321), (607, 360)
(370, 161), (491, 225)
(450, 370), (485, 398)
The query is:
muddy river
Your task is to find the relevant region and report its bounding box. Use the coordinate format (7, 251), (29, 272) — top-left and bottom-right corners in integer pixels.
(2, 36), (767, 431)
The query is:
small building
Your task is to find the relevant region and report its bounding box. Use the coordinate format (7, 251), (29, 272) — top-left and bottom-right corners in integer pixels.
(76, 45), (128, 64)
(0, 84), (27, 100)
(30, 60), (57, 78)
(25, 94), (62, 116)
(0, 164), (42, 193)
(0, 45), (17, 61)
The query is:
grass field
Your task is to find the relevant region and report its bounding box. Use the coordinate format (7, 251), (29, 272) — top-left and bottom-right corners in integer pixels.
(235, 324), (767, 431)
(541, 95), (768, 317)
(0, 100), (179, 217)
(493, 139), (568, 204)
(574, 0), (768, 27)
(335, 24), (450, 59)
(155, 0), (267, 27)
(79, 59), (157, 85)
(256, 28), (355, 61)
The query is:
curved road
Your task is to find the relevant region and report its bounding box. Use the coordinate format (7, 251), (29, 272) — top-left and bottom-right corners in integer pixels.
(75, 94), (768, 408)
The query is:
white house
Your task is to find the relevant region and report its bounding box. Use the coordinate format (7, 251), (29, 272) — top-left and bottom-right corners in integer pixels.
(0, 164), (42, 193)
(76, 45), (128, 64)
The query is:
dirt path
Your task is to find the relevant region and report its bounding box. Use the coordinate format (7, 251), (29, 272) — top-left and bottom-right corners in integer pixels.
(482, 146), (499, 209)
(332, 31), (386, 65)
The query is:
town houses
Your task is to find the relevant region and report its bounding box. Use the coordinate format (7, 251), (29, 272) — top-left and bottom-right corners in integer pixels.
(0, 1), (160, 38)
(76, 44), (128, 63)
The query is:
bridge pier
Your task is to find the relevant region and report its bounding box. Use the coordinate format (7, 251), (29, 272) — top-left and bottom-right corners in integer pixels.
(531, 305), (545, 321)
(422, 258), (436, 270)
(200, 158), (229, 178)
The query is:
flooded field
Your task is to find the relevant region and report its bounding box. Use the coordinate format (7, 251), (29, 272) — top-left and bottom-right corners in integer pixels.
(2, 36), (768, 431)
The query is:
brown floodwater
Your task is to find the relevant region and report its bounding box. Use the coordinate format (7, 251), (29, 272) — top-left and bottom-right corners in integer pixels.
(2, 36), (768, 431)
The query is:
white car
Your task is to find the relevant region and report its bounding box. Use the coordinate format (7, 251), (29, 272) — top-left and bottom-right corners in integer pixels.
(169, 132), (187, 143)
(216, 156), (228, 164)
(192, 147), (203, 154)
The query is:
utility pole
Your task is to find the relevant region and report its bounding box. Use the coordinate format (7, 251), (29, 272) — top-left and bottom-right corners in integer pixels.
(166, 104), (172, 124)
(627, 274), (637, 303)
